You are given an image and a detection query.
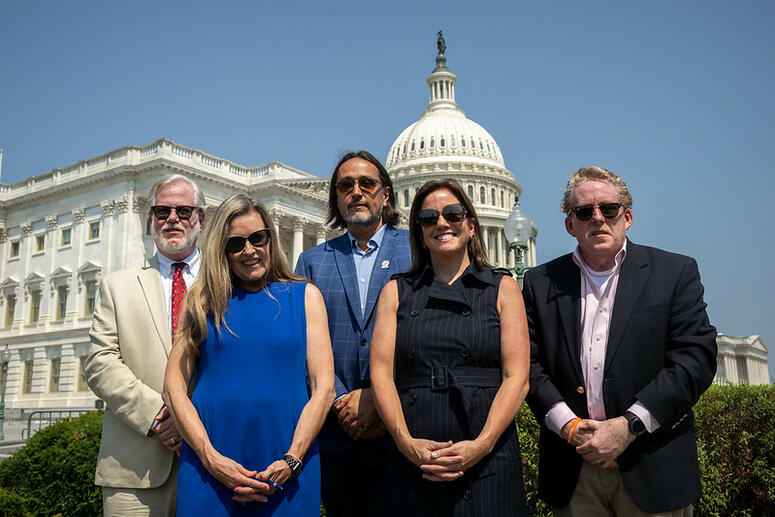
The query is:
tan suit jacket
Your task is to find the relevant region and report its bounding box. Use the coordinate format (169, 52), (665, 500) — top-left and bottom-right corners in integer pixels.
(85, 256), (175, 489)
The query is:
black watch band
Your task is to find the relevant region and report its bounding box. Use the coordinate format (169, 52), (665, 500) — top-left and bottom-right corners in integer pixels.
(282, 454), (302, 478)
(624, 411), (646, 436)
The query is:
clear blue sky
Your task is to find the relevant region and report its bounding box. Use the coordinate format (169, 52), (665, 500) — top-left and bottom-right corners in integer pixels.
(2, 1), (773, 379)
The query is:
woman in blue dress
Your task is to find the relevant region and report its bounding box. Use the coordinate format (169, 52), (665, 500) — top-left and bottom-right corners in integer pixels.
(163, 193), (335, 516)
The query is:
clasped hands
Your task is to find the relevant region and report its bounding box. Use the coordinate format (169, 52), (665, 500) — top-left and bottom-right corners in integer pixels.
(203, 448), (292, 503)
(562, 416), (636, 469)
(152, 406), (182, 454)
(399, 437), (490, 482)
(334, 388), (386, 440)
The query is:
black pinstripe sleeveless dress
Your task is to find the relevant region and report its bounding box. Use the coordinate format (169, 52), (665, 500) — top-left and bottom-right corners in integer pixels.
(385, 264), (526, 517)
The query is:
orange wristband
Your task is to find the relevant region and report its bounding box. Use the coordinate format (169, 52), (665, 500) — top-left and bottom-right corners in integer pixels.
(566, 417), (582, 444)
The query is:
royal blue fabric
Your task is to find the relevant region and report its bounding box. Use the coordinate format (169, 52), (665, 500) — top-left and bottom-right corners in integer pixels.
(176, 281), (320, 516)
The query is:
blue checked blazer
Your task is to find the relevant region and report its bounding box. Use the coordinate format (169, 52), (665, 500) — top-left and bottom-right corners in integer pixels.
(295, 225), (412, 451)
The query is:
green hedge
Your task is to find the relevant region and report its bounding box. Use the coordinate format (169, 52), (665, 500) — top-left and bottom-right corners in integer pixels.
(0, 410), (102, 516)
(2, 386), (774, 515)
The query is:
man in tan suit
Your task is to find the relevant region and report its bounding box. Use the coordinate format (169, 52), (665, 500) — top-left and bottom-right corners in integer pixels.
(85, 174), (205, 516)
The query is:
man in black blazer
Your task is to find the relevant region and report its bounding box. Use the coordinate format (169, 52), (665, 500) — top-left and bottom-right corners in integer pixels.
(523, 166), (717, 515)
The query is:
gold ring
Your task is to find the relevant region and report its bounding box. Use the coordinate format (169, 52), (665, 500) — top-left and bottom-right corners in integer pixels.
(170, 437), (177, 445)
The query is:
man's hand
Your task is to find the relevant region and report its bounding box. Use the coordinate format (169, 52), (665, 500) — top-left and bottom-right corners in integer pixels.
(575, 417), (635, 469)
(152, 406), (182, 452)
(333, 388), (383, 439)
(560, 418), (594, 447)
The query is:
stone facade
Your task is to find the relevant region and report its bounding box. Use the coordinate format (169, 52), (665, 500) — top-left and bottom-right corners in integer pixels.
(715, 334), (770, 385)
(0, 138), (333, 410)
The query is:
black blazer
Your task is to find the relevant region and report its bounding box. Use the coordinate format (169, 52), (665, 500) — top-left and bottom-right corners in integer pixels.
(523, 241), (717, 512)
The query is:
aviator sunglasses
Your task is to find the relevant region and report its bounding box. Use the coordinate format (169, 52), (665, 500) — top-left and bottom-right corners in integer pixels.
(335, 177), (383, 195)
(225, 229), (271, 254)
(570, 203), (623, 221)
(150, 205), (197, 221)
(416, 204), (468, 227)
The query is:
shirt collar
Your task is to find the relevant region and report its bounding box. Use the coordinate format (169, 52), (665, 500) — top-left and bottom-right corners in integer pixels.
(157, 248), (200, 277)
(572, 239), (627, 276)
(346, 223), (387, 253)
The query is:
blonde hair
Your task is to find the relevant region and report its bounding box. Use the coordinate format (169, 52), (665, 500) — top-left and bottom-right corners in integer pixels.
(175, 194), (304, 356)
(561, 166), (633, 214)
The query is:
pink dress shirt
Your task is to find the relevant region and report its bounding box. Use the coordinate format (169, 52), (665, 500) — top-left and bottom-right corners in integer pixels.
(545, 241), (661, 436)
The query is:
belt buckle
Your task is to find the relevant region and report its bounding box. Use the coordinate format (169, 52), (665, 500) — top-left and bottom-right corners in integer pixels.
(430, 366), (449, 390)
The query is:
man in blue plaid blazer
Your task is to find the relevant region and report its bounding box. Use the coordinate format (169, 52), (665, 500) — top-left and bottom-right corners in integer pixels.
(295, 150), (411, 517)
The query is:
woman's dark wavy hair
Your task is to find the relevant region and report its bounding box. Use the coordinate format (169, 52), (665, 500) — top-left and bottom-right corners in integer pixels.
(406, 179), (492, 276)
(326, 150), (400, 230)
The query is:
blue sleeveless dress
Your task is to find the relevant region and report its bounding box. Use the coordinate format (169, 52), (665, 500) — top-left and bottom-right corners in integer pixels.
(176, 282), (320, 516)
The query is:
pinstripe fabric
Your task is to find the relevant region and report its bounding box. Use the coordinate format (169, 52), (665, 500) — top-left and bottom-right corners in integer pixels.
(386, 265), (526, 517)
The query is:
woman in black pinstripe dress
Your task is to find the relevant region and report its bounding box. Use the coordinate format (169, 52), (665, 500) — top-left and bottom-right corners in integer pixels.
(371, 179), (530, 516)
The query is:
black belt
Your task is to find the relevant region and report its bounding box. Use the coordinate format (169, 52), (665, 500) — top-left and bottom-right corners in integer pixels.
(396, 366), (502, 435)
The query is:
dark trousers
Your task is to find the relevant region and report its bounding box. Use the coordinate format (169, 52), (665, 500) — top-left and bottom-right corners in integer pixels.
(320, 442), (388, 517)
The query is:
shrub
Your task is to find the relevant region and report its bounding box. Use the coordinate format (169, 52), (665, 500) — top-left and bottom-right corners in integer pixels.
(694, 384), (775, 516)
(2, 386), (774, 516)
(0, 410), (103, 516)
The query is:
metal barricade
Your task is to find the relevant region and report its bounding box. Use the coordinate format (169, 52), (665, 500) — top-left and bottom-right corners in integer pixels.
(23, 408), (94, 440)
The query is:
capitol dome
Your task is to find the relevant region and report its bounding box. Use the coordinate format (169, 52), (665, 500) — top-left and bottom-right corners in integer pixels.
(387, 36), (536, 269)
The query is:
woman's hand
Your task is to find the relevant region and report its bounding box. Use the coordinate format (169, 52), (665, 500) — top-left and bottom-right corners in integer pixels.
(419, 439), (490, 482)
(232, 459), (291, 502)
(398, 438), (458, 478)
(202, 449), (271, 502)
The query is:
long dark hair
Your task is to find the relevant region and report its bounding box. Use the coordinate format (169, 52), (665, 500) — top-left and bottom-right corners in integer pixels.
(406, 179), (491, 275)
(326, 150), (400, 230)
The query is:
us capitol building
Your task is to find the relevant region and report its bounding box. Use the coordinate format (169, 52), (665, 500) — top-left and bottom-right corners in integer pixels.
(0, 41), (767, 416)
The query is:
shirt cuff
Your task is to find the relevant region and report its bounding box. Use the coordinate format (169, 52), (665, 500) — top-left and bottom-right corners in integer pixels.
(545, 401), (578, 437)
(627, 401), (660, 433)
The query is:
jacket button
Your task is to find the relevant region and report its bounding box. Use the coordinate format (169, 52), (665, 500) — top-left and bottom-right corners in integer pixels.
(576, 386), (585, 394)
(462, 308), (471, 316)
(360, 338), (367, 347)
(460, 347), (470, 358)
(408, 394), (417, 406)
(408, 349), (416, 359)
(411, 310), (419, 317)
(463, 489), (472, 500)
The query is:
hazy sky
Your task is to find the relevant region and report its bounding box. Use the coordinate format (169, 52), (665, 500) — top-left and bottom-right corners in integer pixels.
(1, 1), (773, 379)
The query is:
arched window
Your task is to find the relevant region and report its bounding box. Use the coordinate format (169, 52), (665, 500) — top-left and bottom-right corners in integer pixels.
(480, 186), (485, 203)
(467, 185), (474, 199)
(500, 190), (505, 207)
(461, 138), (466, 147)
(420, 139), (425, 150)
(430, 138), (435, 148)
(411, 141), (415, 152)
(440, 138), (446, 147)
(404, 189), (409, 207)
(491, 188), (495, 205)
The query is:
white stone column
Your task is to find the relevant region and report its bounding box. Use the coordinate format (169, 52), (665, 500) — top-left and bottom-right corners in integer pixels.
(292, 218), (306, 269)
(59, 343), (76, 394)
(316, 226), (327, 246)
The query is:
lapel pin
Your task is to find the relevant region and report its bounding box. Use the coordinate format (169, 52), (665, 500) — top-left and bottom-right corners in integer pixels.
(381, 260), (390, 269)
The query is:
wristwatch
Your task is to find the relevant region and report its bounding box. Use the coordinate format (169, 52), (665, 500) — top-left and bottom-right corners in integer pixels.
(282, 454), (302, 478)
(624, 411), (646, 436)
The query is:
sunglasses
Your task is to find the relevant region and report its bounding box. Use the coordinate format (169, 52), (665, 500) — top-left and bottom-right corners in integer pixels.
(335, 177), (383, 195)
(570, 203), (623, 221)
(416, 204), (468, 227)
(225, 229), (271, 254)
(150, 205), (197, 221)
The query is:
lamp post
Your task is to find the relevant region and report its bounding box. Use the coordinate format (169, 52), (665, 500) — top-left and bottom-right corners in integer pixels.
(0, 345), (10, 441)
(503, 196), (533, 287)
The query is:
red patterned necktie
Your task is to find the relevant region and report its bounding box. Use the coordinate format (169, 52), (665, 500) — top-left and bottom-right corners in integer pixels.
(171, 262), (187, 341)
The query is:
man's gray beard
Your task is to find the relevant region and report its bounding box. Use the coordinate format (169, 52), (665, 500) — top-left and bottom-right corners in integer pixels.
(152, 221), (199, 257)
(344, 207), (382, 228)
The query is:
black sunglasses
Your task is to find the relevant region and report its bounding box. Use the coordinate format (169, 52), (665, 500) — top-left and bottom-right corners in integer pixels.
(150, 205), (197, 221)
(335, 177), (383, 195)
(416, 204), (468, 227)
(570, 203), (623, 221)
(225, 229), (271, 254)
